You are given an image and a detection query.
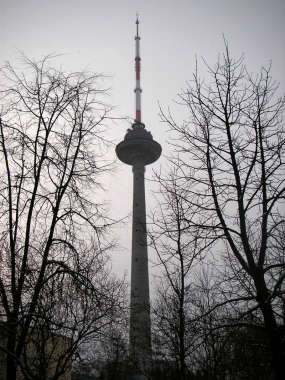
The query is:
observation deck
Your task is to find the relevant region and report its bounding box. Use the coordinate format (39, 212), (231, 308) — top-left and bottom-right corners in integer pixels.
(116, 122), (162, 166)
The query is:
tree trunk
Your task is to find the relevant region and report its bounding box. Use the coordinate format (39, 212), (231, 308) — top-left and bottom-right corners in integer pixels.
(254, 271), (285, 380)
(6, 317), (17, 380)
(179, 314), (186, 380)
(261, 303), (284, 380)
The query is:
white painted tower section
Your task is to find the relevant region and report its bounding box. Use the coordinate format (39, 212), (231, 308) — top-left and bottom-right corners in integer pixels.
(116, 17), (162, 372)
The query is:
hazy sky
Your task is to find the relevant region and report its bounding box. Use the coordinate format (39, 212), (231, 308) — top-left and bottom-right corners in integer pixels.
(1, 0), (284, 279)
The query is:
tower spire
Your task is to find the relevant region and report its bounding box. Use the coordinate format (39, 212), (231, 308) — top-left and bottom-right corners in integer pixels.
(136, 13), (139, 37)
(135, 16), (142, 124)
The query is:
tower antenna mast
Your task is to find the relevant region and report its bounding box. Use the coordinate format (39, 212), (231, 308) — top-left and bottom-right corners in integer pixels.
(135, 15), (142, 124)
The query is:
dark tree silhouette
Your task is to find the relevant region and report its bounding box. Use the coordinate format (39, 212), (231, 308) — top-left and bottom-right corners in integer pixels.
(159, 45), (285, 380)
(150, 169), (206, 380)
(0, 56), (122, 380)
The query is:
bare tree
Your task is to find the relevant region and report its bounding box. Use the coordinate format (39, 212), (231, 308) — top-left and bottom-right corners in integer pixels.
(150, 169), (207, 380)
(72, 276), (129, 380)
(160, 45), (285, 379)
(0, 56), (119, 380)
(21, 245), (127, 380)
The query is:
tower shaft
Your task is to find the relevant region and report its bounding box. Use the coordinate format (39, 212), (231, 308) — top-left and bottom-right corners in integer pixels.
(130, 163), (151, 361)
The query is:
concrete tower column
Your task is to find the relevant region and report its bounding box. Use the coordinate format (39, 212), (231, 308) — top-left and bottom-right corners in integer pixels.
(116, 123), (161, 374)
(130, 163), (151, 362)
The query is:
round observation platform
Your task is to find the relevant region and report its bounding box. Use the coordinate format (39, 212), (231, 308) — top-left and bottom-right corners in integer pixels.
(116, 122), (162, 166)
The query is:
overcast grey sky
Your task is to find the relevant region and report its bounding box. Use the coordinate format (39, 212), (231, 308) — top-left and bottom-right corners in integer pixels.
(1, 0), (284, 278)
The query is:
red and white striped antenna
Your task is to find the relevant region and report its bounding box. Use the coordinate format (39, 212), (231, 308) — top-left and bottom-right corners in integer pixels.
(134, 15), (142, 124)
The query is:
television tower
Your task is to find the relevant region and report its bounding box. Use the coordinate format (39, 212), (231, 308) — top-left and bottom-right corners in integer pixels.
(116, 17), (161, 370)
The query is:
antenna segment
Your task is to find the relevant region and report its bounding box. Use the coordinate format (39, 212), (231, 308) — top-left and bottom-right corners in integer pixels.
(135, 16), (142, 123)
